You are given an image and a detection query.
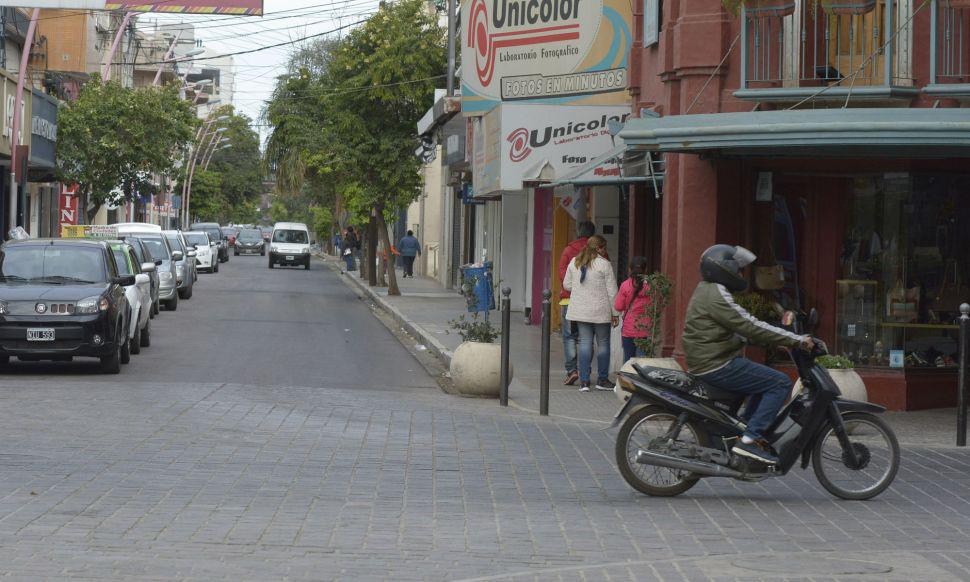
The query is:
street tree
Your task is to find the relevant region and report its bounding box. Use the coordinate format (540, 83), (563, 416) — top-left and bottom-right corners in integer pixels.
(57, 78), (197, 222)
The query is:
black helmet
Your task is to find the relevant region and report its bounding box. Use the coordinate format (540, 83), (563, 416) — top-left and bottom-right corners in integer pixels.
(700, 244), (756, 292)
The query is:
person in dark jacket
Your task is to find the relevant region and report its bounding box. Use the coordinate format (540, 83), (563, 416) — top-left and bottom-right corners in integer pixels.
(557, 221), (596, 386)
(397, 230), (421, 278)
(340, 226), (360, 273)
(683, 244), (813, 465)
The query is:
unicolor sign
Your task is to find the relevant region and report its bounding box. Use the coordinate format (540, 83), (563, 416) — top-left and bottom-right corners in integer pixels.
(0, 0), (262, 15)
(461, 0), (631, 114)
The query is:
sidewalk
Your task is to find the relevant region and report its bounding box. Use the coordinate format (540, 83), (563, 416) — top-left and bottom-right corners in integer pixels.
(321, 254), (969, 446)
(321, 255), (622, 422)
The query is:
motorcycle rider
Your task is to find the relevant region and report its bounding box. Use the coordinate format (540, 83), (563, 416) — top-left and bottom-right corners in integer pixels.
(682, 244), (815, 464)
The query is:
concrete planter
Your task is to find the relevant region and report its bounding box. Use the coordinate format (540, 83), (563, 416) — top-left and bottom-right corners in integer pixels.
(616, 357), (683, 402)
(794, 368), (867, 402)
(450, 341), (509, 397)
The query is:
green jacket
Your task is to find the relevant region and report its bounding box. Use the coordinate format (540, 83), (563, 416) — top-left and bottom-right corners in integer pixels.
(682, 282), (806, 375)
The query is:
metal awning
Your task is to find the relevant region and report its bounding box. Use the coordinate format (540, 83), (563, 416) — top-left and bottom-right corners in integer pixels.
(618, 108), (970, 157)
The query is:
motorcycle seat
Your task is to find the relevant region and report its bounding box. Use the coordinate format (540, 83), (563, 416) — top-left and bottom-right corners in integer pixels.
(632, 364), (745, 403)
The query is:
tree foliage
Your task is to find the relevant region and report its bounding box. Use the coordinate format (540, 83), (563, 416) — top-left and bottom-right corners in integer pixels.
(263, 0), (446, 293)
(57, 78), (197, 221)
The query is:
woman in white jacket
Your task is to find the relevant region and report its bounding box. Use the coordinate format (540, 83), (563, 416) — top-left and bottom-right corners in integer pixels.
(563, 235), (618, 391)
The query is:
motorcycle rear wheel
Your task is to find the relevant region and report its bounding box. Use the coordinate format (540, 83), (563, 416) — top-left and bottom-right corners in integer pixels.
(615, 405), (707, 497)
(812, 412), (900, 500)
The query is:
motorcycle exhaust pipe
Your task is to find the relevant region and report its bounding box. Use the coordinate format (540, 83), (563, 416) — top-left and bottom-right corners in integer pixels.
(635, 449), (744, 478)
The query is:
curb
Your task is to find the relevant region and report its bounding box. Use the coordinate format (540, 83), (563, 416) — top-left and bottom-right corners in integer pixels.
(319, 254), (454, 365)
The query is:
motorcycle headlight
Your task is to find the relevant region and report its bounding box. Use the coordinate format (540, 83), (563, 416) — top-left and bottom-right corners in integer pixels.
(302, 248), (309, 254)
(159, 271), (174, 282)
(77, 295), (109, 314)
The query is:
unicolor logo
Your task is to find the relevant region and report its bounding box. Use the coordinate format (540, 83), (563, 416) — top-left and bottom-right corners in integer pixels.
(507, 128), (532, 161)
(468, 0), (582, 87)
(505, 112), (628, 162)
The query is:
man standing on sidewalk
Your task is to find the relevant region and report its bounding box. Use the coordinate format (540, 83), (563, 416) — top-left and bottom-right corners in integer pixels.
(557, 221), (596, 386)
(398, 230), (421, 278)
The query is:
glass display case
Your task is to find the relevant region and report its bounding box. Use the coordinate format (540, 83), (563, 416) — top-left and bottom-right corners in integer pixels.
(836, 279), (961, 369)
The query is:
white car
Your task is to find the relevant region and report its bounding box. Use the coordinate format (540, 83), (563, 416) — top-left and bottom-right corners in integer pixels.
(268, 221), (311, 270)
(109, 241), (153, 354)
(183, 231), (217, 273)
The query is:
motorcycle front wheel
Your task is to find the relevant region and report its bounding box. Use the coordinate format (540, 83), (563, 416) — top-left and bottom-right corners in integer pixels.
(812, 412), (900, 500)
(615, 405), (707, 497)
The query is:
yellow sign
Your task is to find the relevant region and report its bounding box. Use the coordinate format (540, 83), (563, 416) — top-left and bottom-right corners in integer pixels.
(61, 225), (89, 238)
(60, 225), (119, 239)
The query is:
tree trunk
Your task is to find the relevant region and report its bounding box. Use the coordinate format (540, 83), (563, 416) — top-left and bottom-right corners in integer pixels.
(374, 206), (400, 296)
(367, 217), (378, 287)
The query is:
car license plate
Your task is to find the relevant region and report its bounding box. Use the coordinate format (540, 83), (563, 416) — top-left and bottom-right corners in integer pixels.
(27, 328), (55, 341)
(286, 255), (294, 261)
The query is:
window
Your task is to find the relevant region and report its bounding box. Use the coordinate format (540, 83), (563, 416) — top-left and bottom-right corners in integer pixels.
(111, 245), (135, 276)
(272, 229), (308, 244)
(141, 236), (171, 259)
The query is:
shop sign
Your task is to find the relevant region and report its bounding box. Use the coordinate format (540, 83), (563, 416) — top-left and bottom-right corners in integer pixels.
(643, 0), (660, 47)
(474, 103), (628, 195)
(0, 0), (262, 14)
(30, 90), (58, 169)
(461, 0), (633, 114)
(0, 72), (31, 156)
(59, 184), (80, 230)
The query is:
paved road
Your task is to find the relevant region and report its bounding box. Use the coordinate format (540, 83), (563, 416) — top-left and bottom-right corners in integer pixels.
(1, 255), (969, 581)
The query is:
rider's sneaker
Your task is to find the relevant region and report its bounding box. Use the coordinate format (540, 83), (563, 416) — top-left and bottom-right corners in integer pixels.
(732, 440), (779, 464)
(595, 378), (615, 391)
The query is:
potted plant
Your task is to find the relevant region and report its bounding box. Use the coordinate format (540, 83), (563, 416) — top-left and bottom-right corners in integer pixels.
(618, 273), (682, 401)
(722, 0), (796, 17)
(732, 291), (781, 363)
(793, 354), (868, 403)
(448, 314), (509, 397)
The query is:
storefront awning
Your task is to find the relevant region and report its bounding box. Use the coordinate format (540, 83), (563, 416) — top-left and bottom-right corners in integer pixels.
(549, 144), (650, 187)
(618, 109), (970, 157)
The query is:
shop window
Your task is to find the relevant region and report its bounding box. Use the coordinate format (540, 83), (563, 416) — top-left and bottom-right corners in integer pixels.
(836, 173), (970, 369)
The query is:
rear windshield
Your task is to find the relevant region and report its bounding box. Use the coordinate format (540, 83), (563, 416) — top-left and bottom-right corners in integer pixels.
(140, 236), (170, 259)
(184, 233), (210, 246)
(0, 246), (107, 283)
(163, 235), (184, 254)
(273, 229), (308, 244)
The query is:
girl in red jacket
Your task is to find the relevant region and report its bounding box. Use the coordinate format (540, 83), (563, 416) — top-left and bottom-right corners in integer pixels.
(614, 256), (652, 362)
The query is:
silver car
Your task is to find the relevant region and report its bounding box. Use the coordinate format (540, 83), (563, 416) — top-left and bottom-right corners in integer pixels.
(129, 232), (180, 311)
(162, 230), (198, 302)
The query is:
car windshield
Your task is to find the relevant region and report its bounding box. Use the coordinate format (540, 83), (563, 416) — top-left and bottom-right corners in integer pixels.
(203, 228), (222, 242)
(238, 229), (261, 241)
(140, 236), (170, 260)
(273, 229), (308, 244)
(163, 235), (184, 254)
(0, 246), (106, 283)
(185, 233), (209, 246)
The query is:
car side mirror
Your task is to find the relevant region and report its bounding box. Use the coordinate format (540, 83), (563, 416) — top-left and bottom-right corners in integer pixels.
(171, 251), (184, 261)
(114, 274), (136, 286)
(135, 273), (150, 285)
(187, 250), (197, 258)
(141, 262), (157, 273)
(155, 259), (163, 266)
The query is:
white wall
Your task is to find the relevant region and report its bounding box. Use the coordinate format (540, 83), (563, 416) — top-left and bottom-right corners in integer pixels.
(500, 191), (529, 311)
(591, 185), (620, 268)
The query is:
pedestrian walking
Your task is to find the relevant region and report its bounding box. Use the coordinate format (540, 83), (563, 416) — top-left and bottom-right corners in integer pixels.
(557, 221), (596, 386)
(614, 256), (653, 363)
(398, 230), (421, 278)
(340, 226), (359, 273)
(562, 234), (618, 392)
(333, 232), (342, 256)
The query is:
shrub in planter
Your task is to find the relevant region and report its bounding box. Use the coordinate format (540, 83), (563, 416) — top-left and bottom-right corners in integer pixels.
(448, 315), (508, 397)
(795, 354), (868, 403)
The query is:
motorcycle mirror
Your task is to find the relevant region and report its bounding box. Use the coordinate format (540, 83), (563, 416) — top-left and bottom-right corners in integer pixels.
(808, 308), (819, 331)
(781, 311), (796, 327)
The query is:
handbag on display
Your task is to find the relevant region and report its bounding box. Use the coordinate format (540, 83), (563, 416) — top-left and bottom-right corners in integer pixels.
(935, 260), (968, 313)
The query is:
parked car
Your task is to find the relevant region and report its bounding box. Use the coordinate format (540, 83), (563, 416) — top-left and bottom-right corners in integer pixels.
(161, 230), (197, 302)
(268, 222), (311, 270)
(0, 238), (134, 373)
(142, 232), (182, 310)
(222, 226), (239, 248)
(234, 228), (265, 256)
(124, 236), (161, 317)
(190, 222), (229, 263)
(184, 231), (217, 273)
(108, 241), (153, 355)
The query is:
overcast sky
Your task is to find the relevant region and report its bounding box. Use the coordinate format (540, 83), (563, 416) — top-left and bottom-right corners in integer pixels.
(141, 0), (382, 144)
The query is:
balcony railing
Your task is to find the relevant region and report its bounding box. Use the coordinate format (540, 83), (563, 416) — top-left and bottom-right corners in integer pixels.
(738, 0), (915, 101)
(930, 1), (970, 88)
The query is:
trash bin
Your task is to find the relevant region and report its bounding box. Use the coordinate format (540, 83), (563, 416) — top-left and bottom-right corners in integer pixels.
(459, 261), (495, 315)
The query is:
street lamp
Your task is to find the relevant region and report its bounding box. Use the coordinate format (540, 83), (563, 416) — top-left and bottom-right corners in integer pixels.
(204, 142), (232, 171)
(182, 115), (231, 228)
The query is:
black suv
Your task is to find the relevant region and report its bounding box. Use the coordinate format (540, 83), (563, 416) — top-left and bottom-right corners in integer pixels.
(0, 239), (134, 373)
(190, 222), (229, 263)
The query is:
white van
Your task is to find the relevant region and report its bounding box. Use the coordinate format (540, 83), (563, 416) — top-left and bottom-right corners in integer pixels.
(268, 222), (311, 270)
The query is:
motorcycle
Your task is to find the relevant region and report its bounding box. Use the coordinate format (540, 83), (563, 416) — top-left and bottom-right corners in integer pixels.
(611, 309), (900, 500)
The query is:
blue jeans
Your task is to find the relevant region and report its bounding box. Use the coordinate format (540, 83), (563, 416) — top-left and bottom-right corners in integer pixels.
(342, 251), (356, 271)
(698, 357), (792, 440)
(561, 305), (577, 374)
(577, 321), (611, 383)
(622, 337), (644, 362)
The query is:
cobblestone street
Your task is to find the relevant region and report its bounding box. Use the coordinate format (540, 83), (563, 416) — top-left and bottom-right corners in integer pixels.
(1, 258), (968, 580)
